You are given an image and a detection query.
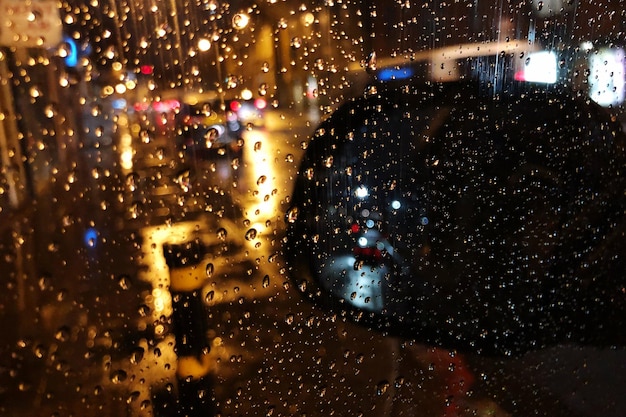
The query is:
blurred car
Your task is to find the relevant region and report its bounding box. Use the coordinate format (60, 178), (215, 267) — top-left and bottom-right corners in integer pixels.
(225, 95), (267, 127)
(177, 100), (243, 160)
(286, 74), (626, 355)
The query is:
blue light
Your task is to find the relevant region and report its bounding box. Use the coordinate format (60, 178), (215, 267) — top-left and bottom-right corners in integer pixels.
(378, 67), (414, 81)
(84, 228), (98, 248)
(64, 36), (78, 67)
(112, 98), (127, 110)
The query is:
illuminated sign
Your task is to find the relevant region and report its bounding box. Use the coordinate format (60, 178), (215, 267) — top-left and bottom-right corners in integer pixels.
(589, 48), (625, 107)
(514, 51), (558, 84)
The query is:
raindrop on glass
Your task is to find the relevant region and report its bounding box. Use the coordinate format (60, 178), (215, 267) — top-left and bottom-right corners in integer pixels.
(130, 347), (144, 365)
(365, 51), (377, 73)
(110, 369), (128, 384)
(55, 326), (71, 342)
(286, 206), (299, 223)
(245, 228), (258, 241)
(376, 380), (390, 395)
(118, 275), (132, 290)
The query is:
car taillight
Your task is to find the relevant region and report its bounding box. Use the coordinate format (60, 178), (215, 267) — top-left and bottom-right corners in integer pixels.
(230, 101), (242, 112)
(353, 246), (383, 261)
(254, 98), (267, 110)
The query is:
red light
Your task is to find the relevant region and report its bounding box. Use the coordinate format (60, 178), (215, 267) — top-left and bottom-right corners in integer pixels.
(151, 99), (180, 112)
(254, 98), (267, 110)
(133, 102), (150, 111)
(350, 223), (360, 234)
(230, 100), (242, 112)
(152, 101), (168, 112)
(353, 247), (383, 261)
(514, 70), (525, 81)
(140, 65), (153, 75)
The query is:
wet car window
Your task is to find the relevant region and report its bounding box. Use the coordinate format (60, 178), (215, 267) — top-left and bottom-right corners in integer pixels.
(1, 1), (625, 417)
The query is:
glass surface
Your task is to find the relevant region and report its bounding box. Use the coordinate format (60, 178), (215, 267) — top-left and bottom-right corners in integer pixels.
(0, 1), (624, 416)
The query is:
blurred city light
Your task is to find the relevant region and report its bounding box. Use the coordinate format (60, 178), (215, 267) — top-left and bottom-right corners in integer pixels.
(232, 13), (250, 30)
(198, 38), (211, 52)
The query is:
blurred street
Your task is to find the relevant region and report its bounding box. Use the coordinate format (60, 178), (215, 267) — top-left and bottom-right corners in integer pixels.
(0, 103), (625, 417)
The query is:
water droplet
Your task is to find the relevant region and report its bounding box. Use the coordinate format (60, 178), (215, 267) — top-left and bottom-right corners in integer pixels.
(67, 171), (77, 184)
(245, 228), (258, 241)
(138, 304), (150, 317)
(216, 228), (227, 240)
(205, 290), (215, 303)
(285, 313), (295, 325)
(29, 86), (41, 98)
(232, 13), (249, 29)
(206, 263), (214, 278)
(126, 172), (139, 191)
(38, 274), (52, 291)
(127, 391), (140, 403)
(262, 275), (270, 288)
(176, 169), (192, 192)
(291, 37), (302, 48)
(118, 275), (132, 290)
(365, 51), (377, 73)
(139, 130), (151, 143)
(130, 347), (144, 365)
(129, 201), (144, 219)
(55, 326), (71, 342)
(33, 344), (46, 359)
(376, 380), (390, 395)
(365, 84), (378, 96)
(353, 260), (364, 270)
(44, 104), (55, 118)
(257, 175), (267, 185)
(111, 369), (127, 384)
